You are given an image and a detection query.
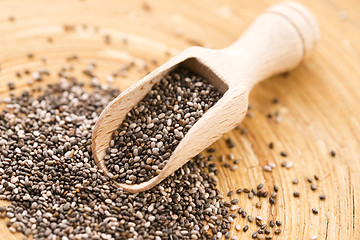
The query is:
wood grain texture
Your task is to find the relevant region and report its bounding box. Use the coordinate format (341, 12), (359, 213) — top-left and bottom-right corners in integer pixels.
(0, 0), (359, 239)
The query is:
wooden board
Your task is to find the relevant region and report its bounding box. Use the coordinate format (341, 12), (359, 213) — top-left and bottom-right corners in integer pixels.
(0, 0), (359, 239)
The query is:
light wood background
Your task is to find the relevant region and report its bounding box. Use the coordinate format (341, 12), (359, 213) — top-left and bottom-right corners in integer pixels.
(0, 0), (359, 239)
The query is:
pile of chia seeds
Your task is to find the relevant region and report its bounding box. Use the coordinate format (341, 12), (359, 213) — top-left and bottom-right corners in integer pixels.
(0, 77), (232, 240)
(104, 67), (223, 184)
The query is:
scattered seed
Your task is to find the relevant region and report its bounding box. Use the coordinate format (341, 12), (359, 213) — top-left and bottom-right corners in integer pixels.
(269, 220), (275, 228)
(312, 208), (319, 214)
(293, 192), (300, 198)
(272, 98), (279, 104)
(330, 150), (336, 157)
(263, 165), (272, 172)
(236, 188), (243, 194)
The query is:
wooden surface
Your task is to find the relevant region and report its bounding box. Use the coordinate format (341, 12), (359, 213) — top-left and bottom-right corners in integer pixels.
(0, 0), (359, 239)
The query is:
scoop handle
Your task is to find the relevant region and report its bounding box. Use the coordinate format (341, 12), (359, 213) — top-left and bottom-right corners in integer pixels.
(221, 1), (319, 89)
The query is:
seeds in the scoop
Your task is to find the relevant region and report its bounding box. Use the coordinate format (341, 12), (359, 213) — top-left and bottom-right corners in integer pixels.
(243, 225), (249, 232)
(275, 229), (282, 235)
(269, 142), (274, 149)
(104, 67), (223, 184)
(293, 192), (300, 198)
(311, 184), (317, 191)
(293, 179), (299, 184)
(319, 194), (326, 200)
(276, 220), (282, 226)
(280, 151), (287, 157)
(274, 185), (279, 192)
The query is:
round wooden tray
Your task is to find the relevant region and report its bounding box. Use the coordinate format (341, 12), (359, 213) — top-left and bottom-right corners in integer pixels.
(0, 0), (359, 239)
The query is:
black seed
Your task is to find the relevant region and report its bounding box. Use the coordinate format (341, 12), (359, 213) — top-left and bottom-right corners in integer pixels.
(312, 208), (319, 214)
(330, 150), (336, 157)
(207, 148), (216, 153)
(269, 220), (275, 228)
(293, 192), (300, 198)
(319, 194), (326, 200)
(275, 220), (282, 226)
(243, 225), (249, 232)
(280, 151), (287, 157)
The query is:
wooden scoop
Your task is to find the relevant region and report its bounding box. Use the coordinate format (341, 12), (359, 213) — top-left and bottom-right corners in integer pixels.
(92, 1), (319, 193)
